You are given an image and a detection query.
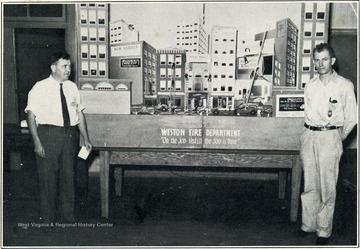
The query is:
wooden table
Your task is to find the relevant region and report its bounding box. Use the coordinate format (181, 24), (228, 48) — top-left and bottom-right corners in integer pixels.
(85, 114), (305, 222)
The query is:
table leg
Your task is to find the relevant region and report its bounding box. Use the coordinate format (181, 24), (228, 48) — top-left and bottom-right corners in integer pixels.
(278, 171), (287, 199)
(114, 167), (124, 196)
(100, 150), (110, 218)
(290, 155), (302, 222)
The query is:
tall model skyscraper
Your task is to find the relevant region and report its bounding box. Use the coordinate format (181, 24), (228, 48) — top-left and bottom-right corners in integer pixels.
(77, 3), (109, 88)
(298, 3), (330, 89)
(210, 26), (238, 110)
(274, 18), (299, 88)
(175, 17), (209, 54)
(255, 18), (299, 88)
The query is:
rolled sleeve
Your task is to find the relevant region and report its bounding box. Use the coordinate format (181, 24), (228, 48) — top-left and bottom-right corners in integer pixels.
(76, 89), (85, 113)
(24, 87), (39, 115)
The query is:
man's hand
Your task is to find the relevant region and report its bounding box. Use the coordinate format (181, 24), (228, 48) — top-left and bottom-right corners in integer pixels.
(34, 140), (45, 157)
(84, 139), (93, 152)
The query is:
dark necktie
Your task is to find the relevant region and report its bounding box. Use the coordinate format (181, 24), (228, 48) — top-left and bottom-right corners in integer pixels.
(60, 83), (70, 128)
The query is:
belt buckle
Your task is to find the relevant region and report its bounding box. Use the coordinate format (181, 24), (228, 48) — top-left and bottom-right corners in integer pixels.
(321, 127), (326, 131)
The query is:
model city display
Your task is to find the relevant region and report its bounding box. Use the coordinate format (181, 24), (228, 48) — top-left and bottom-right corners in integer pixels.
(77, 3), (321, 118)
(132, 96), (273, 116)
(133, 30), (272, 117)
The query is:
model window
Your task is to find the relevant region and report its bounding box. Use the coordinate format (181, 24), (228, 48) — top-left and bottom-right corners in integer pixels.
(317, 12), (325, 19)
(175, 98), (181, 106)
(302, 57), (311, 71)
(175, 80), (181, 90)
(175, 68), (181, 78)
(160, 80), (166, 91)
(221, 86), (225, 91)
(166, 80), (172, 90)
(315, 22), (324, 37)
(160, 54), (166, 64)
(168, 54), (174, 64)
(160, 68), (166, 78)
(167, 68), (173, 78)
(304, 22), (312, 37)
(175, 55), (182, 65)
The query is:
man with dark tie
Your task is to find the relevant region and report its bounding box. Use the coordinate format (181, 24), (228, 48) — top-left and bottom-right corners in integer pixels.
(25, 51), (92, 223)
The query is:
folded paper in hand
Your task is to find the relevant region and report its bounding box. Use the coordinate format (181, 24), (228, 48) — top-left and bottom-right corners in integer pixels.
(78, 146), (91, 160)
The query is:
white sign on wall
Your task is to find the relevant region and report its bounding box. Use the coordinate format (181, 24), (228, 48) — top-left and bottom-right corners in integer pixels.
(111, 44), (141, 57)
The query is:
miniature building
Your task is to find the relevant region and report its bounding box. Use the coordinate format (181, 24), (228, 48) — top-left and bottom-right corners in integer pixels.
(255, 18), (299, 88)
(185, 53), (211, 111)
(175, 17), (209, 54)
(275, 18), (298, 88)
(109, 41), (157, 106)
(109, 19), (139, 45)
(77, 3), (109, 87)
(156, 49), (187, 110)
(210, 26), (238, 110)
(298, 3), (330, 89)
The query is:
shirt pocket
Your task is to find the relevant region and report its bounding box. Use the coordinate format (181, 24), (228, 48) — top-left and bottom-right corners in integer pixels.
(69, 95), (78, 109)
(327, 93), (343, 119)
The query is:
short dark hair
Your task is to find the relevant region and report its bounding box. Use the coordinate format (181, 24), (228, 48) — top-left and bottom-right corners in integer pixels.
(49, 51), (71, 66)
(313, 43), (335, 58)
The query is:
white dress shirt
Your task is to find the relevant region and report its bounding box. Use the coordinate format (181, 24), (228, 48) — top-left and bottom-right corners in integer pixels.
(304, 70), (357, 139)
(25, 75), (84, 126)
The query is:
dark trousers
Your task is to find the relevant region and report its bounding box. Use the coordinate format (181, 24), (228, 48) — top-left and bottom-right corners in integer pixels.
(36, 125), (78, 222)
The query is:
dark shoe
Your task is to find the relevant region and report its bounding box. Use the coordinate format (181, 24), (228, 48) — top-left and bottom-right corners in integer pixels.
(316, 237), (329, 245)
(296, 229), (312, 238)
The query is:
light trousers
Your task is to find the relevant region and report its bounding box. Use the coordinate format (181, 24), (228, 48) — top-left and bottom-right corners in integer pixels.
(300, 128), (343, 238)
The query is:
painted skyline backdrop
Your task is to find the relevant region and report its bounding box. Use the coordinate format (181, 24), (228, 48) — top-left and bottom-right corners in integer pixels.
(110, 2), (302, 53)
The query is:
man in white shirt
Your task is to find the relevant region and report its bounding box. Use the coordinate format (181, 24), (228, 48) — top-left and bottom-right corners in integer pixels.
(298, 43), (357, 245)
(25, 51), (92, 223)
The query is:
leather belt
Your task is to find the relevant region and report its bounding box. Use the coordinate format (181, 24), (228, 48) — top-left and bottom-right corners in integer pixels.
(304, 123), (341, 131)
(39, 124), (77, 131)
